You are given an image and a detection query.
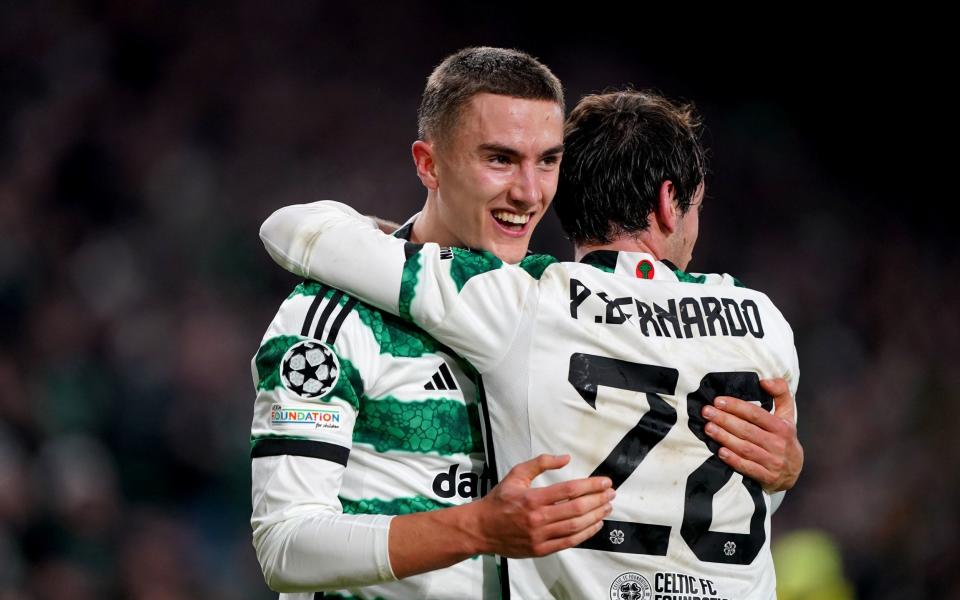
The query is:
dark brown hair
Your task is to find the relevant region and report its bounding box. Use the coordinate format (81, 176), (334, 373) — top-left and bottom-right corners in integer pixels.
(554, 90), (707, 244)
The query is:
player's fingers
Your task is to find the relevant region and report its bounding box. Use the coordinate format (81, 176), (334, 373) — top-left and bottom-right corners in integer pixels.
(532, 519), (605, 556)
(539, 502), (612, 541)
(539, 488), (615, 523)
(716, 447), (778, 489)
(710, 395), (779, 430)
(761, 378), (796, 424)
(703, 420), (777, 468)
(759, 377), (788, 398)
(706, 411), (799, 489)
(527, 476), (612, 506)
(506, 454), (570, 483)
(703, 403), (778, 450)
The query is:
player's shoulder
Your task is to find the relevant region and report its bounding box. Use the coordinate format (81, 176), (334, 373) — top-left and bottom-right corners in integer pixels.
(680, 269), (792, 323)
(254, 281), (374, 402)
(676, 270), (745, 288)
(653, 257), (747, 290)
(517, 253), (561, 280)
(271, 279), (460, 362)
(441, 249), (561, 281)
(654, 260), (765, 299)
(280, 280), (369, 345)
(689, 271), (797, 352)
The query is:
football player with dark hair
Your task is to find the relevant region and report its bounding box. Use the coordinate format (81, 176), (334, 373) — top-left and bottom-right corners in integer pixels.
(260, 89), (801, 599)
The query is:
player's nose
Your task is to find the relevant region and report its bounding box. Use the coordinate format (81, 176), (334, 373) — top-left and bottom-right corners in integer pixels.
(509, 162), (542, 207)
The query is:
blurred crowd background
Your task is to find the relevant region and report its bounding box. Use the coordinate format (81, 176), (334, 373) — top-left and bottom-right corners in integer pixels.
(0, 2), (954, 599)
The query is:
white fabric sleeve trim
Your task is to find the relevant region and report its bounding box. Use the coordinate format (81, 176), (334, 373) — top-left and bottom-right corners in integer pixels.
(769, 490), (786, 515)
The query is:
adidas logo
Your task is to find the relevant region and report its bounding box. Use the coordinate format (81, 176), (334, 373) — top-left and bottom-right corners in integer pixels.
(424, 363), (458, 391)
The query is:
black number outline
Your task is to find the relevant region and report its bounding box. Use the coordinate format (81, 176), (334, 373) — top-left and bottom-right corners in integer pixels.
(682, 372), (771, 564)
(568, 353), (678, 555)
(568, 353), (771, 564)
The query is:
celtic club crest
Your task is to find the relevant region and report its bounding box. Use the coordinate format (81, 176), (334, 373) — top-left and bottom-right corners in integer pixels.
(609, 572), (652, 600)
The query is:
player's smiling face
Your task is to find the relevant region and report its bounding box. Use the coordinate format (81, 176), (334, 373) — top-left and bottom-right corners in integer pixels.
(430, 93), (564, 263)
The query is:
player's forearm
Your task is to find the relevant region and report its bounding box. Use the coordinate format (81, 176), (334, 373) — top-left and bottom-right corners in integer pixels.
(259, 201), (407, 313)
(260, 200), (534, 370)
(387, 502), (487, 579)
(253, 512), (396, 592)
(389, 456), (615, 576)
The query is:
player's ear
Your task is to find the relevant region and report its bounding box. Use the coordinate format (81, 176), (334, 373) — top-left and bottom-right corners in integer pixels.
(412, 140), (439, 190)
(655, 180), (679, 235)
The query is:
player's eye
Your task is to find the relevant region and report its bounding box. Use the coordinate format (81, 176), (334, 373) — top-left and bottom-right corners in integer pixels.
(489, 154), (511, 165)
(541, 154), (561, 167)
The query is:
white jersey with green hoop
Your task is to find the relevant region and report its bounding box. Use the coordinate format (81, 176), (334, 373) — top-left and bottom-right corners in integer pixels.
(259, 201), (800, 600)
(250, 277), (498, 599)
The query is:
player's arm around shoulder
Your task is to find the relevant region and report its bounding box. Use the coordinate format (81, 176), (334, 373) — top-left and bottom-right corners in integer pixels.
(250, 283), (390, 592)
(400, 248), (556, 373)
(259, 199), (555, 373)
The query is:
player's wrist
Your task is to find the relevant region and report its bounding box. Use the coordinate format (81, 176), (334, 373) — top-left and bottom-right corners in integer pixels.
(389, 507), (479, 579)
(443, 499), (491, 557)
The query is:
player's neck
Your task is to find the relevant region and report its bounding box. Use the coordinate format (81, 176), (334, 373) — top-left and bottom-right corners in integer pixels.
(574, 235), (663, 262)
(410, 194), (460, 247)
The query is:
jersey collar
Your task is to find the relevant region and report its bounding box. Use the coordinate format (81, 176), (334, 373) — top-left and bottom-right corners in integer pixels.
(578, 249), (619, 272)
(579, 250), (686, 282)
(394, 213), (533, 257)
(393, 214), (419, 241)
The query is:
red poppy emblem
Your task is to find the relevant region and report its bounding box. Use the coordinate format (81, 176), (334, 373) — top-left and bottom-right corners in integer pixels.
(635, 260), (655, 279)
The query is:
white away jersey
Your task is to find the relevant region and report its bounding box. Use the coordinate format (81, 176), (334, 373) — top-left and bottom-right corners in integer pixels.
(251, 278), (497, 599)
(260, 201), (800, 600)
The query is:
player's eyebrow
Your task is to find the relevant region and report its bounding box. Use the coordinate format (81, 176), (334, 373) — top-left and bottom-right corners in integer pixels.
(539, 144), (564, 158)
(477, 143), (564, 159)
(478, 143), (521, 158)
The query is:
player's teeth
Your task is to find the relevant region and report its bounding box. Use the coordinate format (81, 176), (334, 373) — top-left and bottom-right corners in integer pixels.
(492, 211), (530, 224)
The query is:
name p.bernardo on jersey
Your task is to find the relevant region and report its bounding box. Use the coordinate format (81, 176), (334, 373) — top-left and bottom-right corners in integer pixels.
(570, 279), (766, 339)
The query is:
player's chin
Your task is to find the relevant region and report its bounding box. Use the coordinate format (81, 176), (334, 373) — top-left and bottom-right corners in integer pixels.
(491, 238), (531, 264)
(484, 221), (535, 263)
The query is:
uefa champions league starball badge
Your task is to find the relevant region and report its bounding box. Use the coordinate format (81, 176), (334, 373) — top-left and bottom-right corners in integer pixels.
(280, 340), (340, 399)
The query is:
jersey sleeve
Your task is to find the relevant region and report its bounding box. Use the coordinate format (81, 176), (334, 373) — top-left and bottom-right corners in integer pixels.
(250, 284), (396, 592)
(260, 200), (554, 373)
(758, 293), (800, 515)
(765, 296), (800, 418)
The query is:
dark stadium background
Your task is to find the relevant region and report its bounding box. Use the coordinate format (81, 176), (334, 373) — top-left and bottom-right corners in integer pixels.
(0, 2), (953, 598)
